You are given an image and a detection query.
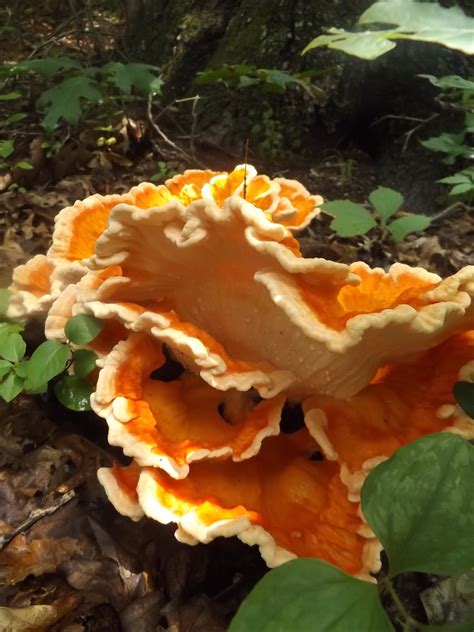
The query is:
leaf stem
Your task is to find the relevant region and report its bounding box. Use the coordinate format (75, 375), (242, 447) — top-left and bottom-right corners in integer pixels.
(380, 577), (420, 631)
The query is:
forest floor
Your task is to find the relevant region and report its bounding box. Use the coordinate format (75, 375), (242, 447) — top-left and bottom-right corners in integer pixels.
(1, 5), (474, 632)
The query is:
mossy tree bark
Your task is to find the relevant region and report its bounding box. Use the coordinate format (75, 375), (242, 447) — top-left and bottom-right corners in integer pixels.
(124, 0), (474, 199)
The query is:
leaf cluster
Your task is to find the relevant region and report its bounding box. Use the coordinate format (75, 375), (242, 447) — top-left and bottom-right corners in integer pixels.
(303, 0), (474, 60)
(0, 57), (163, 130)
(230, 433), (474, 631)
(418, 75), (474, 201)
(0, 298), (104, 411)
(321, 186), (431, 240)
(194, 64), (324, 100)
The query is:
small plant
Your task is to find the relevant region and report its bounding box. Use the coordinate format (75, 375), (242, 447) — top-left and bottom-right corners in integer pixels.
(321, 186), (431, 240)
(230, 433), (474, 631)
(150, 160), (178, 183)
(0, 56), (163, 130)
(0, 291), (103, 410)
(194, 64), (324, 100)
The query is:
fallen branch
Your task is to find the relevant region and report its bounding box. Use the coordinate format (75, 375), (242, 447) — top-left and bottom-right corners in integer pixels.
(0, 489), (76, 550)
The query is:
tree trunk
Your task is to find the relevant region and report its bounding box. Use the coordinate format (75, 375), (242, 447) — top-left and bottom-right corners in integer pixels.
(123, 0), (474, 206)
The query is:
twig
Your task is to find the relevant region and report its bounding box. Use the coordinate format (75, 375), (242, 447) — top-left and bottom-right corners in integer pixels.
(0, 489), (76, 550)
(189, 95), (200, 162)
(27, 11), (86, 58)
(431, 201), (472, 223)
(370, 112), (439, 152)
(146, 94), (205, 167)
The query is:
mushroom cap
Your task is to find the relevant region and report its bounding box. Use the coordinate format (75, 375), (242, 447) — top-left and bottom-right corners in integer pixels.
(81, 194), (474, 398)
(303, 331), (474, 499)
(98, 429), (378, 578)
(92, 333), (285, 478)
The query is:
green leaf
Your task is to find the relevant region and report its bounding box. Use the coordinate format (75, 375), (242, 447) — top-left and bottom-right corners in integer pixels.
(419, 74), (474, 94)
(0, 91), (21, 100)
(14, 362), (29, 378)
(387, 214), (431, 241)
(453, 382), (474, 419)
(11, 56), (82, 78)
(304, 1), (474, 59)
(449, 183), (474, 196)
(65, 314), (104, 345)
(229, 559), (392, 632)
(0, 359), (13, 379)
(6, 112), (28, 125)
(0, 372), (25, 402)
(101, 62), (163, 95)
(16, 161), (33, 170)
(54, 375), (93, 411)
(303, 29), (396, 60)
(26, 341), (69, 390)
(72, 349), (98, 378)
(0, 140), (14, 158)
(359, 0), (474, 55)
(0, 289), (11, 317)
(37, 75), (103, 130)
(369, 187), (403, 223)
(362, 433), (474, 577)
(0, 322), (24, 347)
(0, 333), (26, 363)
(321, 201), (377, 237)
(438, 174), (473, 185)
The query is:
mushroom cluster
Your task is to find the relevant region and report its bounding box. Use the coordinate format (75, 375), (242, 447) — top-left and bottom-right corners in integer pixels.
(9, 165), (474, 580)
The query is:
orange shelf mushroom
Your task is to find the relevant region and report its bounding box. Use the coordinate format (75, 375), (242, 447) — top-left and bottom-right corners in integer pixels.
(92, 333), (285, 478)
(7, 166), (321, 320)
(81, 192), (474, 398)
(5, 165), (474, 580)
(303, 331), (474, 499)
(98, 431), (380, 578)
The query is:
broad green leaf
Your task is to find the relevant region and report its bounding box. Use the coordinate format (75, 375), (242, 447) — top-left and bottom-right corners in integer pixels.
(229, 559), (392, 632)
(72, 349), (98, 378)
(0, 333), (26, 363)
(65, 314), (104, 345)
(419, 74), (474, 94)
(16, 161), (33, 170)
(303, 29), (396, 60)
(6, 112), (28, 125)
(0, 322), (24, 346)
(0, 372), (25, 402)
(369, 187), (404, 223)
(321, 201), (377, 237)
(101, 62), (163, 95)
(421, 132), (468, 155)
(0, 359), (13, 378)
(453, 382), (474, 419)
(438, 174), (473, 185)
(14, 362), (29, 378)
(37, 75), (103, 130)
(0, 140), (14, 158)
(359, 0), (474, 55)
(54, 375), (93, 411)
(0, 288), (11, 316)
(260, 69), (298, 93)
(12, 56), (82, 78)
(387, 214), (431, 241)
(449, 183), (474, 196)
(0, 91), (21, 100)
(26, 341), (69, 390)
(304, 1), (474, 60)
(362, 433), (474, 577)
